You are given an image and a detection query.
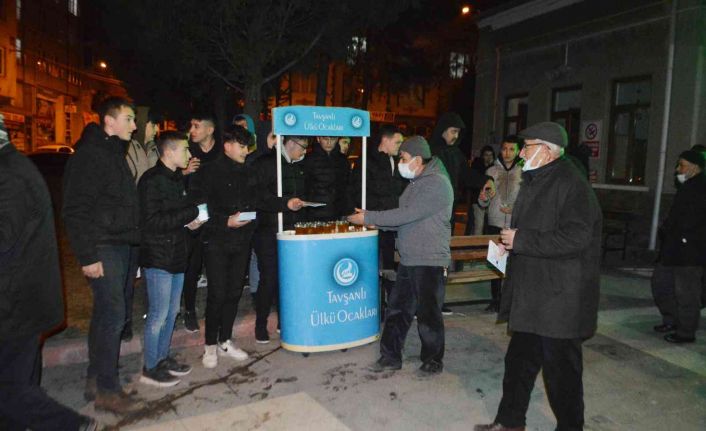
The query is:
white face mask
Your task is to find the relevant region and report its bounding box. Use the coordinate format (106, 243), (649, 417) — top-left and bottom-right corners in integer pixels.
(398, 160), (416, 179)
(521, 148), (542, 172)
(676, 173), (687, 184)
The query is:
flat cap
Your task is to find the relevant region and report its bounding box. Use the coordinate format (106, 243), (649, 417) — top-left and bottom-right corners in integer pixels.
(519, 122), (568, 148)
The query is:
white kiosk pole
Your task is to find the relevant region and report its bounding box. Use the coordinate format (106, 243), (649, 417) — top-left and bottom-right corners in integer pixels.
(361, 136), (367, 211)
(276, 135), (284, 233)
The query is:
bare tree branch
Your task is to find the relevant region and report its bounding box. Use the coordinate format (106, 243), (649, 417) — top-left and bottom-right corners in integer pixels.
(207, 64), (244, 93)
(261, 26), (326, 85)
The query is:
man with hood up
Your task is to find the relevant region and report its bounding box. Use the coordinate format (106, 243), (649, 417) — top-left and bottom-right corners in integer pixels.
(430, 112), (493, 232)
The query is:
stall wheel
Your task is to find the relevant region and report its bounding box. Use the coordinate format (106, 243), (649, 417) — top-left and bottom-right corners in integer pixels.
(302, 353), (310, 358)
(341, 349), (348, 352)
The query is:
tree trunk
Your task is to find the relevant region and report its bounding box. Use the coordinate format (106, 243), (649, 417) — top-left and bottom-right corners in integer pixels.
(315, 54), (330, 106)
(243, 80), (262, 121)
(212, 79), (227, 139)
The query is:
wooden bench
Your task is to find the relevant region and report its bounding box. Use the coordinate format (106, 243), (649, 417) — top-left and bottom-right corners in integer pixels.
(448, 234), (504, 284)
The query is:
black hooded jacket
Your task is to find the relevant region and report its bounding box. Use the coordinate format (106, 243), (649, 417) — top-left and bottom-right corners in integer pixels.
(138, 160), (199, 272)
(62, 123), (140, 266)
(303, 142), (350, 220)
(430, 112), (489, 199)
(347, 144), (408, 211)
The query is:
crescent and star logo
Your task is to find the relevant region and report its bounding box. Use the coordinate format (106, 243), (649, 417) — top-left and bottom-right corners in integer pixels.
(333, 258), (359, 286)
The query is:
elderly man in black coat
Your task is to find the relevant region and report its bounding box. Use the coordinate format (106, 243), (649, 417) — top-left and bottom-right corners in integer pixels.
(475, 122), (602, 431)
(652, 150), (706, 343)
(0, 118), (96, 429)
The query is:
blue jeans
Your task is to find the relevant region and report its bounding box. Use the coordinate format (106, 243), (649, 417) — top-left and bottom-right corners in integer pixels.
(87, 244), (130, 393)
(144, 268), (184, 370)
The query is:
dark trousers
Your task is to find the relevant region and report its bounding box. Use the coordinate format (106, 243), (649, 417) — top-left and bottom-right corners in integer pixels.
(495, 332), (584, 431)
(87, 244), (130, 393)
(379, 230), (397, 302)
(183, 233), (204, 313)
(0, 335), (83, 430)
(651, 264), (676, 326)
(204, 241), (250, 345)
(253, 230), (279, 330)
(484, 225), (502, 306)
(380, 265), (445, 365)
(123, 244), (140, 328)
(652, 265), (704, 336)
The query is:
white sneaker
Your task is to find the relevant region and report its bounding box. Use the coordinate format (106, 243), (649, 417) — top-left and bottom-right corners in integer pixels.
(197, 275), (208, 288)
(202, 345), (218, 368)
(217, 340), (249, 361)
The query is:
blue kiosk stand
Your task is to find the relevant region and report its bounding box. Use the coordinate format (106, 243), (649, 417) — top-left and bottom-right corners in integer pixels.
(272, 106), (380, 354)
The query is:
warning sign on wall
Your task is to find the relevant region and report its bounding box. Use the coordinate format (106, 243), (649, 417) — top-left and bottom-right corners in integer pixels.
(580, 120), (602, 159)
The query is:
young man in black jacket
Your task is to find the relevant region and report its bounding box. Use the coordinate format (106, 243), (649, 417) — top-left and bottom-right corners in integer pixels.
(192, 126), (303, 367)
(304, 136), (350, 221)
(250, 135), (309, 343)
(138, 131), (203, 387)
(62, 97), (140, 414)
(348, 125), (407, 312)
(181, 113), (222, 333)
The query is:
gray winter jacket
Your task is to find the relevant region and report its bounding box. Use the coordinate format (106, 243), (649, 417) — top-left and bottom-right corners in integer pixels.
(364, 157), (453, 267)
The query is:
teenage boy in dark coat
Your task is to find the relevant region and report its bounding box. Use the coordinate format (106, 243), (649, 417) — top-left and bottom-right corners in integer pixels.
(138, 131), (203, 388)
(62, 97), (141, 414)
(191, 126), (304, 366)
(1, 117), (96, 430)
(475, 122), (602, 431)
(304, 136), (350, 221)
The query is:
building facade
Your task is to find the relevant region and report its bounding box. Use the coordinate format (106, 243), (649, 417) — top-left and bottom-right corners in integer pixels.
(473, 0), (706, 249)
(0, 0), (126, 152)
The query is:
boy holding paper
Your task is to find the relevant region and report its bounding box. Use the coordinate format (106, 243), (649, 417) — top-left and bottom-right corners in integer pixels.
(138, 131), (203, 387)
(191, 126), (304, 368)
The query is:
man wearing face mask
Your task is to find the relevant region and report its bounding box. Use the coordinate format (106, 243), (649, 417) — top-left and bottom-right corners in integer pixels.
(475, 122), (602, 431)
(651, 150), (706, 343)
(348, 136), (454, 375)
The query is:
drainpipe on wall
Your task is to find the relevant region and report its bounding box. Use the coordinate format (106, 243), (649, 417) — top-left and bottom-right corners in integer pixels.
(689, 44), (703, 147)
(492, 47), (501, 141)
(649, 0), (678, 251)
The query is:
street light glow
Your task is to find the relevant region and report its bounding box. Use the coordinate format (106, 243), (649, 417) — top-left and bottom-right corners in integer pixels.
(99, 61), (108, 69)
(462, 5), (471, 15)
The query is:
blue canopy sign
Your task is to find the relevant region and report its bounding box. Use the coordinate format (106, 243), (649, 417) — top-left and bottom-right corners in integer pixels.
(272, 106), (370, 137)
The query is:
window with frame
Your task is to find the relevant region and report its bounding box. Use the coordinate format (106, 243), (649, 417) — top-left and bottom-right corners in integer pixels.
(606, 77), (651, 185)
(504, 94), (528, 136)
(347, 36), (367, 66)
(449, 52), (469, 79)
(0, 48), (5, 76)
(68, 0), (79, 16)
(551, 86), (582, 147)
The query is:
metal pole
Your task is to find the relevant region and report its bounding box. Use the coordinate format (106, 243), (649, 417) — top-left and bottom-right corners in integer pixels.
(361, 136), (367, 210)
(649, 0), (678, 251)
(277, 135), (284, 233)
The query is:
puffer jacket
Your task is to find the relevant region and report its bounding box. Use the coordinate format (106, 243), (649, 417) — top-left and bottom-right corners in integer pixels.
(62, 123), (140, 266)
(138, 160), (199, 273)
(253, 152), (307, 231)
(347, 145), (408, 211)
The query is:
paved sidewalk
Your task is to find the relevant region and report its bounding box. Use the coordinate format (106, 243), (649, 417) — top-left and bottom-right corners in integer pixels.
(39, 272), (706, 430)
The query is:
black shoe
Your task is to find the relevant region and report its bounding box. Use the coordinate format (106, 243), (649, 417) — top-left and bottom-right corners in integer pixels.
(183, 311), (200, 333)
(419, 360), (443, 375)
(255, 326), (270, 344)
(368, 357), (402, 372)
(139, 366), (181, 387)
(664, 333), (695, 344)
(441, 306), (453, 316)
(121, 324), (133, 342)
(653, 323), (677, 333)
(159, 356), (192, 376)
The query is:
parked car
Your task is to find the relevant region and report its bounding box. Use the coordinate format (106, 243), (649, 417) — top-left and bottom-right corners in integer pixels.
(27, 151), (72, 211)
(32, 144), (75, 154)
